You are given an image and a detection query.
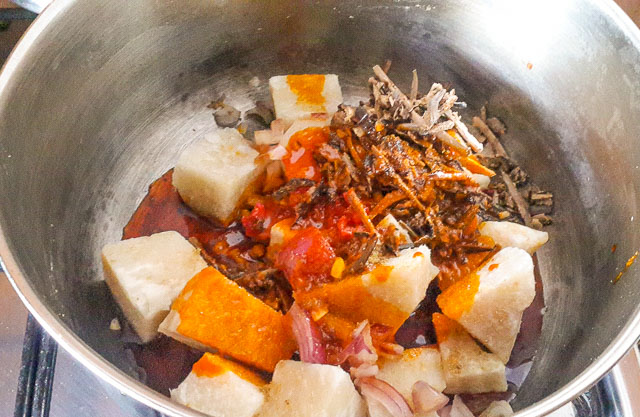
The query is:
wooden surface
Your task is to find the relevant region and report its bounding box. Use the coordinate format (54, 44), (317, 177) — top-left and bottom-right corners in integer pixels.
(0, 0), (18, 8)
(618, 0), (640, 25)
(0, 272), (28, 415)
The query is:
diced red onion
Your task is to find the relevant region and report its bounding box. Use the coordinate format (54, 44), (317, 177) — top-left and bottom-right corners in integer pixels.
(357, 377), (413, 417)
(438, 405), (452, 417)
(412, 381), (449, 414)
(458, 392), (514, 415)
(309, 112), (329, 121)
(254, 129), (281, 145)
(270, 118), (288, 136)
(450, 396), (474, 417)
(287, 303), (326, 364)
(478, 401), (514, 417)
(349, 363), (379, 379)
(268, 144), (288, 160)
(337, 320), (378, 366)
(380, 342), (404, 356)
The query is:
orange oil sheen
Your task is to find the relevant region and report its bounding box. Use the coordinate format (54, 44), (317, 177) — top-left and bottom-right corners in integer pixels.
(192, 353), (265, 386)
(173, 267), (296, 372)
(436, 272), (480, 320)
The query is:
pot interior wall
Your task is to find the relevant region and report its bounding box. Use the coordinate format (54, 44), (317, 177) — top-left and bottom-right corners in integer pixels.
(0, 0), (639, 412)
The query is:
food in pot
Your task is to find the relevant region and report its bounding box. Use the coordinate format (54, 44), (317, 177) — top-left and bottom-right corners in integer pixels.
(101, 231), (208, 343)
(259, 360), (365, 417)
(433, 313), (507, 395)
(376, 346), (446, 405)
(101, 66), (551, 416)
(170, 353), (266, 417)
(158, 266), (296, 372)
(172, 128), (263, 222)
(269, 74), (343, 122)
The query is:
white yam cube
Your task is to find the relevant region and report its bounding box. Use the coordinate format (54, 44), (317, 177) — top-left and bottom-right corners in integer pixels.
(269, 74), (343, 122)
(377, 346), (446, 407)
(434, 314), (507, 394)
(479, 401), (514, 417)
(101, 231), (207, 343)
(479, 221), (549, 254)
(259, 360), (366, 417)
(172, 373), (263, 417)
(280, 116), (331, 147)
(376, 214), (413, 248)
(173, 128), (263, 223)
(455, 247), (536, 363)
(362, 246), (439, 315)
(171, 353), (265, 417)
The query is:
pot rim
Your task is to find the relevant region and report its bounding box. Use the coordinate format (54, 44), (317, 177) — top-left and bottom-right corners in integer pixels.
(1, 0), (639, 416)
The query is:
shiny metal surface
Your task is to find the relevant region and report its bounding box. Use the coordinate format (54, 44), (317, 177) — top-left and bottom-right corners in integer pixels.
(547, 347), (640, 416)
(606, 346), (640, 416)
(11, 0), (51, 14)
(1, 0), (640, 416)
(4, 268), (639, 417)
(50, 348), (161, 417)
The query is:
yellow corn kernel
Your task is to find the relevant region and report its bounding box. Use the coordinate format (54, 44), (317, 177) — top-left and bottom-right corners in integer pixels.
(331, 257), (345, 279)
(310, 304), (329, 322)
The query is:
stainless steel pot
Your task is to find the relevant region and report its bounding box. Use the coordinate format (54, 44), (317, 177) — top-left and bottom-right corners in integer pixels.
(1, 0), (640, 415)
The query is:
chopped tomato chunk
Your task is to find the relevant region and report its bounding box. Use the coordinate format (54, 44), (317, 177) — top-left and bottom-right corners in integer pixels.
(275, 227), (336, 291)
(282, 127), (329, 181)
(303, 197), (365, 244)
(242, 201), (292, 241)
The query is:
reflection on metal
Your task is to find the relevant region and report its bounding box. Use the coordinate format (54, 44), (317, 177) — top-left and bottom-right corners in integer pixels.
(608, 346), (640, 416)
(553, 347), (640, 417)
(14, 315), (57, 417)
(548, 402), (577, 417)
(10, 0), (50, 14)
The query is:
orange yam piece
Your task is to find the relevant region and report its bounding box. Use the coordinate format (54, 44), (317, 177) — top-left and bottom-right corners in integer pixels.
(436, 273), (480, 321)
(192, 353), (266, 386)
(295, 275), (409, 333)
(317, 312), (358, 345)
(432, 312), (462, 343)
(172, 267), (296, 372)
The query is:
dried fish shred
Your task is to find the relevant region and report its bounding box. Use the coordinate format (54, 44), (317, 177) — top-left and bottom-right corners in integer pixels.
(472, 116), (507, 157)
(234, 65), (554, 309)
(445, 110), (483, 152)
(410, 69), (419, 102)
(501, 171), (532, 226)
